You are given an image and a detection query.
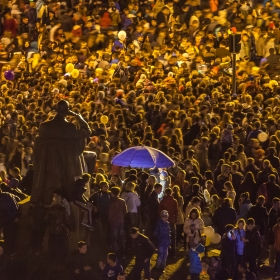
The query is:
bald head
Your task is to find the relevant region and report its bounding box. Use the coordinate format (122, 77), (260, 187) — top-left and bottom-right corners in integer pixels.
(56, 100), (69, 117)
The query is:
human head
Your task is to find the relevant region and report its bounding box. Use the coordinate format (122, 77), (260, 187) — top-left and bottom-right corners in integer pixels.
(189, 207), (200, 219)
(273, 197), (280, 210)
(56, 100), (69, 117)
(107, 253), (117, 265)
(100, 181), (109, 192)
(160, 210), (169, 222)
(246, 218), (255, 230)
(78, 241), (87, 254)
(129, 227), (139, 239)
(111, 187), (120, 197)
(154, 183), (162, 194)
(164, 188), (172, 196)
(53, 189), (63, 204)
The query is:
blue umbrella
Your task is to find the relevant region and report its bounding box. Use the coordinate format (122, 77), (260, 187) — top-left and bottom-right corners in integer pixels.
(111, 146), (174, 168)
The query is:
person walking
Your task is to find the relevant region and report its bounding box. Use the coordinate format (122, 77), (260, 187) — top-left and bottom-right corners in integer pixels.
(129, 227), (155, 280)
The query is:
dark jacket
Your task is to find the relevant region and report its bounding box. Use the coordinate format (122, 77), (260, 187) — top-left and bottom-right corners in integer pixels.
(131, 233), (155, 260)
(220, 233), (236, 268)
(247, 203), (268, 236)
(244, 227), (261, 259)
(90, 190), (111, 218)
(154, 218), (171, 247)
(68, 250), (94, 276)
(148, 190), (160, 221)
(213, 204), (237, 235)
(0, 192), (20, 225)
(45, 203), (70, 235)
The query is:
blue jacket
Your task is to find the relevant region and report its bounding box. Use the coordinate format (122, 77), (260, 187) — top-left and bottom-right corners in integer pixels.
(189, 249), (202, 274)
(234, 228), (245, 255)
(154, 218), (171, 247)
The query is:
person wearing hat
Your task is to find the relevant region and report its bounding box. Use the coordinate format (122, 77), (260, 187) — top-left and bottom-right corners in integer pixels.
(188, 240), (205, 280)
(129, 227), (155, 280)
(153, 210), (171, 272)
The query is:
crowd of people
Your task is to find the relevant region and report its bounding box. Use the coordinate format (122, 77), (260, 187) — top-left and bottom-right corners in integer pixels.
(1, 0), (280, 279)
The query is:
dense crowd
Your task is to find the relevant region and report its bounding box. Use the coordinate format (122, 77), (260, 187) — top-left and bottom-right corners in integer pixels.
(1, 0), (280, 279)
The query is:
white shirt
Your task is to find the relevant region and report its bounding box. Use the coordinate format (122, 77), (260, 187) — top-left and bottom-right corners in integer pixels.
(121, 191), (141, 213)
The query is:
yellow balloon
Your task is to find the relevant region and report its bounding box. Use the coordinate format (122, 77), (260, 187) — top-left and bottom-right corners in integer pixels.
(66, 63), (74, 73)
(71, 69), (79, 78)
(205, 236), (211, 247)
(100, 115), (108, 124)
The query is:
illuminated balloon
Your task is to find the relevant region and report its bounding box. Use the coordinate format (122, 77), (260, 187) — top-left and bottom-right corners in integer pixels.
(258, 132), (269, 143)
(204, 226), (215, 238)
(66, 63), (74, 73)
(210, 233), (221, 244)
(71, 69), (79, 78)
(118, 30), (126, 41)
(4, 70), (14, 80)
(100, 115), (108, 124)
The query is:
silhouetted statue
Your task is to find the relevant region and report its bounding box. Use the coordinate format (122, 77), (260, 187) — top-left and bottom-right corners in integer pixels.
(31, 100), (91, 205)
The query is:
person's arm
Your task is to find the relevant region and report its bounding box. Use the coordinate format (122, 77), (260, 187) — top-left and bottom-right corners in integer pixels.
(68, 110), (91, 137)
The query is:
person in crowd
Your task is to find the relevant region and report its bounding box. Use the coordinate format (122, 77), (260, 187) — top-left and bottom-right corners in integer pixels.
(213, 198), (237, 236)
(189, 241), (204, 280)
(108, 187), (127, 257)
(158, 187), (178, 257)
(90, 181), (111, 244)
(153, 210), (171, 272)
(244, 218), (261, 278)
(184, 208), (204, 251)
(147, 183), (162, 242)
(71, 177), (94, 230)
(45, 190), (71, 263)
(129, 227), (155, 280)
(68, 241), (94, 280)
(99, 253), (124, 280)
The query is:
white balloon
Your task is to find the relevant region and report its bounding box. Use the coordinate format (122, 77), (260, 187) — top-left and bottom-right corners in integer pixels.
(118, 30), (127, 41)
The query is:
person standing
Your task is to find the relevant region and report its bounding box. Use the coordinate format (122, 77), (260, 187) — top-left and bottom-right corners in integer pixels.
(154, 210), (171, 272)
(273, 217), (280, 275)
(129, 227), (155, 280)
(159, 188), (178, 257)
(244, 218), (261, 278)
(45, 192), (71, 263)
(268, 197), (280, 267)
(90, 181), (111, 245)
(148, 183), (162, 242)
(108, 187), (127, 257)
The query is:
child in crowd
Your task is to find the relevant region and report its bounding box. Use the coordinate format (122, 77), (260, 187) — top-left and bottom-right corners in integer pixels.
(154, 210), (171, 272)
(189, 241), (205, 280)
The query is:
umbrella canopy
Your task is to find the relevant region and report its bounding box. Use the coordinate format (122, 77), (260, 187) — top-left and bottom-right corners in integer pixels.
(111, 146), (174, 168)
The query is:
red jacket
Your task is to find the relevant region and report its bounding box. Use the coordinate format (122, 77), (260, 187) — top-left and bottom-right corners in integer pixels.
(100, 12), (112, 28)
(159, 196), (178, 224)
(108, 197), (127, 226)
(4, 19), (17, 36)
